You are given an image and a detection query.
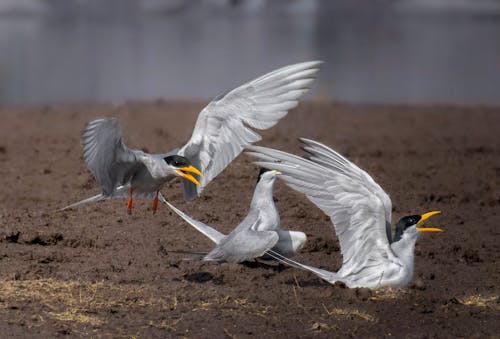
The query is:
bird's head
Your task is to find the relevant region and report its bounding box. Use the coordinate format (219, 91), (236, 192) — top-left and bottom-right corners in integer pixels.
(394, 211), (443, 242)
(163, 155), (202, 187)
(257, 168), (281, 184)
(251, 168), (281, 207)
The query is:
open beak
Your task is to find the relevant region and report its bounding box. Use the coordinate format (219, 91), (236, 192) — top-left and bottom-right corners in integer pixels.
(416, 210), (443, 232)
(176, 166), (203, 187)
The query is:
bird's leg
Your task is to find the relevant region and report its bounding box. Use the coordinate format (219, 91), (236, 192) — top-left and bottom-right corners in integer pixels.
(127, 187), (134, 214)
(152, 191), (159, 215)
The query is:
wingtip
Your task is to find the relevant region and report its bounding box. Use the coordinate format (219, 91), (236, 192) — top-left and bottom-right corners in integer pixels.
(300, 60), (324, 67)
(298, 137), (314, 144)
(252, 161), (276, 169)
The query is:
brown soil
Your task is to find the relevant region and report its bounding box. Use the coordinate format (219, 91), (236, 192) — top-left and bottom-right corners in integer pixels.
(0, 101), (499, 338)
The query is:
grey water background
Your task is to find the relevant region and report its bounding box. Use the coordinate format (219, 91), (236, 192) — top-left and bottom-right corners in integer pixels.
(1, 0), (500, 106)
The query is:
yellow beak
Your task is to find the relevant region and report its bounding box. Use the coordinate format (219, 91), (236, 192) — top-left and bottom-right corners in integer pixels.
(274, 170), (282, 175)
(416, 210), (443, 232)
(176, 165), (203, 187)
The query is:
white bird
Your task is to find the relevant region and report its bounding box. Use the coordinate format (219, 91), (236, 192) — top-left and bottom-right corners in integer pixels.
(62, 61), (322, 214)
(248, 138), (443, 289)
(165, 169), (307, 262)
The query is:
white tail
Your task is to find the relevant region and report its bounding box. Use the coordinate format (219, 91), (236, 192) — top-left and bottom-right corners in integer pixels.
(59, 193), (105, 211)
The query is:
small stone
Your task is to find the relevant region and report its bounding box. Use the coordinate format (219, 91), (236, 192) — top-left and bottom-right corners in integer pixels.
(355, 287), (372, 301)
(413, 278), (426, 290)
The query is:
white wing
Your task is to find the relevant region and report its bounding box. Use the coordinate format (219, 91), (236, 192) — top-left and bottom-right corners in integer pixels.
(164, 201), (225, 244)
(82, 118), (146, 196)
(248, 138), (397, 277)
(178, 61), (322, 200)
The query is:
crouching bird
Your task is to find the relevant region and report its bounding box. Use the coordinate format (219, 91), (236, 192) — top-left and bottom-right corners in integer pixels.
(165, 169), (307, 263)
(61, 61), (322, 214)
(248, 138), (443, 289)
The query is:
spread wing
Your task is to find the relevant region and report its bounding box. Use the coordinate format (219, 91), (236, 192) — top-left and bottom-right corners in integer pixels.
(178, 61), (322, 200)
(82, 118), (145, 196)
(248, 138), (396, 277)
(164, 201), (225, 244)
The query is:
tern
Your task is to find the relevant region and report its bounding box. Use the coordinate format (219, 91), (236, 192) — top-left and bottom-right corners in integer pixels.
(248, 138), (443, 288)
(62, 61), (322, 214)
(165, 169), (307, 262)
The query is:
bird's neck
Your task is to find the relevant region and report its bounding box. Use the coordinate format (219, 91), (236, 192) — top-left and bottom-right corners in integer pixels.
(139, 154), (172, 179)
(250, 181), (276, 211)
(391, 231), (419, 269)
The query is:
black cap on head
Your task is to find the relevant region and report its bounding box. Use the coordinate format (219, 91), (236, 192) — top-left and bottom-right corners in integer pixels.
(163, 155), (190, 168)
(393, 215), (422, 242)
(257, 168), (272, 183)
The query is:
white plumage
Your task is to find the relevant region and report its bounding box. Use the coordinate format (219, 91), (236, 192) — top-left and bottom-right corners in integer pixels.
(248, 138), (442, 289)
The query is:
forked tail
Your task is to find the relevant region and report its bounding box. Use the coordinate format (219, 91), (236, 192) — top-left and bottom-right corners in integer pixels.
(59, 193), (106, 211)
(60, 185), (147, 211)
(265, 250), (338, 284)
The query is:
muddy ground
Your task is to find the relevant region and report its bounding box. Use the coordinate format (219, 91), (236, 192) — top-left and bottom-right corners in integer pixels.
(0, 101), (499, 338)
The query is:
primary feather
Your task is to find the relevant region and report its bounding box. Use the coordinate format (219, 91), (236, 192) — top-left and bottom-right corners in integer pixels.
(178, 61), (323, 200)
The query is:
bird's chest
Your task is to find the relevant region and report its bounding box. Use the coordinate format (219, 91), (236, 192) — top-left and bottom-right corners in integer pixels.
(254, 209), (280, 232)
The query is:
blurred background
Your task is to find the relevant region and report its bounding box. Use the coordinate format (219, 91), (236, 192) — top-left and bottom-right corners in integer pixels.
(1, 0), (499, 106)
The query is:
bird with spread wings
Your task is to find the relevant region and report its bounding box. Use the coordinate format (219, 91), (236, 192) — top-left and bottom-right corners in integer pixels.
(62, 61), (322, 214)
(248, 138), (443, 288)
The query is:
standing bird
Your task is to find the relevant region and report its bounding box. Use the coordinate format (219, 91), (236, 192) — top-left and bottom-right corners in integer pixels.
(165, 169), (307, 262)
(62, 61), (322, 214)
(248, 138), (443, 288)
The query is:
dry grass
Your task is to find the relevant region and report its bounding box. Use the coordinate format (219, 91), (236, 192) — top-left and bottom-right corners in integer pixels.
(47, 309), (102, 326)
(322, 304), (378, 323)
(369, 288), (405, 301)
(190, 295), (270, 315)
(458, 295), (500, 310)
(311, 321), (339, 332)
(0, 278), (169, 328)
(146, 315), (184, 331)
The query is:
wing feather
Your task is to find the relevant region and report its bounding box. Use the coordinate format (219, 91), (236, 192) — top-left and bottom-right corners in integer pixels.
(178, 61), (322, 200)
(164, 201), (225, 244)
(248, 139), (395, 276)
(82, 118), (145, 196)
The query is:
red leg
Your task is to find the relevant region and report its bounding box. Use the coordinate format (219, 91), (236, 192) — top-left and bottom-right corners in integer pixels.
(152, 191), (159, 215)
(127, 187), (134, 214)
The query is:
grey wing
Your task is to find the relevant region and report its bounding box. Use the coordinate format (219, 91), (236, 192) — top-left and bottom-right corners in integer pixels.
(204, 229), (279, 263)
(178, 61), (322, 200)
(248, 139), (397, 276)
(82, 118), (145, 196)
(164, 201), (225, 244)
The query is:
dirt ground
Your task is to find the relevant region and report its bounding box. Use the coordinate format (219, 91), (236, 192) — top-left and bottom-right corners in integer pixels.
(0, 101), (499, 338)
